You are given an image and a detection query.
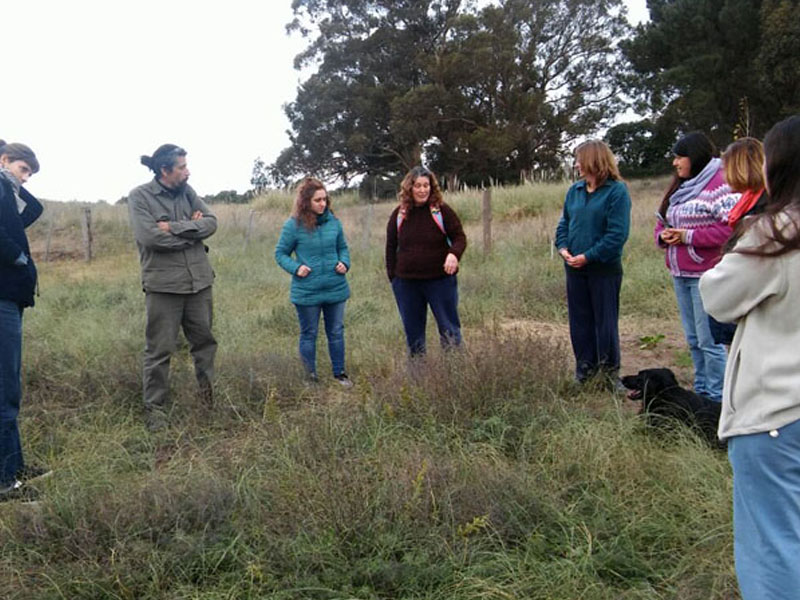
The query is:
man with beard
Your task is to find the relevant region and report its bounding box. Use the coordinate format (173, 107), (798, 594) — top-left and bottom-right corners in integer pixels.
(128, 145), (218, 431)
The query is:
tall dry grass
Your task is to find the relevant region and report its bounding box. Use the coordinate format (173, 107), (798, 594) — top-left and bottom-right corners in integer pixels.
(0, 179), (737, 599)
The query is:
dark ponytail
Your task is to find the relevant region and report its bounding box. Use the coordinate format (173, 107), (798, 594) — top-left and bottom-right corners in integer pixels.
(140, 144), (186, 175)
(734, 115), (800, 257)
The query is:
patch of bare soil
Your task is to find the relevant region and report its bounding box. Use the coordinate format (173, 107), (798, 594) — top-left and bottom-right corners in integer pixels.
(500, 317), (693, 386)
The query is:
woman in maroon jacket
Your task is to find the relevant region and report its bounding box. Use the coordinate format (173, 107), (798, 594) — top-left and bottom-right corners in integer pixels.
(386, 166), (467, 355)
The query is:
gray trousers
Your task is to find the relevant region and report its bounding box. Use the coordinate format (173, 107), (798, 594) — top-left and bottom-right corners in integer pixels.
(143, 286), (217, 411)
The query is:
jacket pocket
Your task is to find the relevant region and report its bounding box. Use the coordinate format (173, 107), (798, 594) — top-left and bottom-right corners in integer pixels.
(687, 246), (704, 264)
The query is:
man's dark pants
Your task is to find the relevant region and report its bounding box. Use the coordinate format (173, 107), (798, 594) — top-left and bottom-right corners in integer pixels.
(143, 286), (216, 412)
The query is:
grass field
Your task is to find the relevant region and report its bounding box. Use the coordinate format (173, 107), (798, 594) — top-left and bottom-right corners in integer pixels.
(0, 179), (739, 599)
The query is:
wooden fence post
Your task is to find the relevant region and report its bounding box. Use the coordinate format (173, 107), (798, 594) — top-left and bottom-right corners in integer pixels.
(482, 187), (492, 254)
(81, 207), (92, 262)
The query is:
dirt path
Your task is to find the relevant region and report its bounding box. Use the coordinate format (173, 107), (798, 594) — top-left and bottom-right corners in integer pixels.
(500, 317), (693, 384)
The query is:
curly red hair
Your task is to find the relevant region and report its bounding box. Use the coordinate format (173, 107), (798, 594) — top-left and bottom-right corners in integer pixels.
(292, 177), (329, 230)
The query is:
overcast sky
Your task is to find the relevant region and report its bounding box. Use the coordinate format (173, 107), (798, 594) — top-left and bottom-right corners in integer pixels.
(2, 0), (648, 203)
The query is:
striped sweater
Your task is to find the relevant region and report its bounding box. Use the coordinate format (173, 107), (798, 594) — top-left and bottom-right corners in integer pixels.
(654, 168), (739, 277)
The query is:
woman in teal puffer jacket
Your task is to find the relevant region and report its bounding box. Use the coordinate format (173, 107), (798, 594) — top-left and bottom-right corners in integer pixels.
(275, 178), (352, 385)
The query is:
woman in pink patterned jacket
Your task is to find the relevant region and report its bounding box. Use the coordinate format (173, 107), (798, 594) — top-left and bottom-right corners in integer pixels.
(654, 132), (739, 402)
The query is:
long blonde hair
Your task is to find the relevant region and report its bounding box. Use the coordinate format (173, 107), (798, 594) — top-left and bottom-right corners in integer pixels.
(722, 137), (765, 193)
(575, 140), (622, 186)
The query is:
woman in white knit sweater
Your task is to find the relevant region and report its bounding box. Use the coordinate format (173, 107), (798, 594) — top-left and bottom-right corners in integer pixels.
(700, 115), (800, 600)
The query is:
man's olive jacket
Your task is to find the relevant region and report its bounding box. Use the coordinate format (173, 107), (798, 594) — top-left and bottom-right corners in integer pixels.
(128, 179), (217, 294)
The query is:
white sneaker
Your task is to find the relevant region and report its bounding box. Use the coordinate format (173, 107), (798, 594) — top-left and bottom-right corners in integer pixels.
(334, 374), (353, 388)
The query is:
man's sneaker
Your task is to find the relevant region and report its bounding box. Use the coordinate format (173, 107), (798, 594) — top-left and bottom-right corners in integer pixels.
(334, 373), (353, 388)
(16, 465), (52, 484)
(0, 480), (40, 504)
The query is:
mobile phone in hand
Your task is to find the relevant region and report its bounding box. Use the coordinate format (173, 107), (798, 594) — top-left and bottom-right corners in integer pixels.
(655, 211), (672, 228)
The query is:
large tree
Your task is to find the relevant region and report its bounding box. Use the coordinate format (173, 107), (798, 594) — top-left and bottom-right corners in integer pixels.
(425, 0), (629, 187)
(621, 0), (800, 150)
(756, 0), (800, 120)
(270, 0), (462, 187)
(268, 0), (631, 191)
(603, 118), (675, 177)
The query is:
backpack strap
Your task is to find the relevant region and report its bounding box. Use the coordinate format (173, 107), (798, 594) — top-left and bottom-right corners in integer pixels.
(396, 208), (407, 234)
(429, 207), (451, 247)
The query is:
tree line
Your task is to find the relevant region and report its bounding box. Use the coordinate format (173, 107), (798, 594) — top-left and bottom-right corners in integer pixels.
(253, 0), (800, 195)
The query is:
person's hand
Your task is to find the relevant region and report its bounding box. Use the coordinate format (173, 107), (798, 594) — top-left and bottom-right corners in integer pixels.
(444, 253), (459, 275)
(660, 228), (685, 245)
(157, 220), (171, 232)
(567, 253), (588, 268)
(659, 229), (679, 245)
(559, 248), (573, 261)
(335, 261), (347, 274)
(296, 265), (311, 277)
(191, 210), (203, 221)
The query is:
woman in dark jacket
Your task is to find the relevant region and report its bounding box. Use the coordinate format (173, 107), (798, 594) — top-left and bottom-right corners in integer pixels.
(555, 140), (631, 386)
(386, 166), (467, 356)
(0, 140), (48, 503)
(275, 177), (352, 385)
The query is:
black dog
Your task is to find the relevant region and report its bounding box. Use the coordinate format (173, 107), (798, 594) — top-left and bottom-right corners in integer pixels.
(621, 368), (723, 448)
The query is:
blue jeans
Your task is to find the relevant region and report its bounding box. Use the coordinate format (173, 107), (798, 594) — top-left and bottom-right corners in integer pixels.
(672, 276), (727, 402)
(566, 269), (622, 381)
(0, 300), (24, 488)
(391, 276), (462, 356)
(729, 419), (800, 599)
(294, 301), (346, 376)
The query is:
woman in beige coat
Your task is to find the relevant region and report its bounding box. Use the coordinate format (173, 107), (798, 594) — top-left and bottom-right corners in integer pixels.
(699, 115), (800, 600)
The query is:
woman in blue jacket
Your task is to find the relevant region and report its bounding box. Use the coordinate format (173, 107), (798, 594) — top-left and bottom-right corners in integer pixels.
(1, 140), (49, 503)
(555, 140), (631, 387)
(275, 178), (352, 386)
